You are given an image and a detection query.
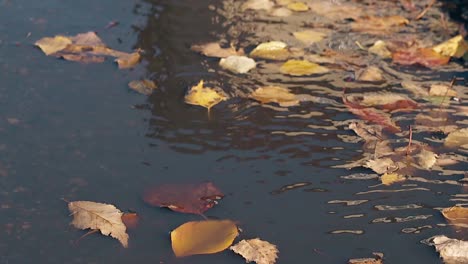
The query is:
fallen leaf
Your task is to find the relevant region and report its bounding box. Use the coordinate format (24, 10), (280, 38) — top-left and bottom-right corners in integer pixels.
(219, 55), (256, 74)
(348, 252), (384, 264)
(128, 79), (157, 95)
(287, 2), (308, 12)
(191, 42), (243, 58)
(401, 81), (429, 97)
(365, 157), (397, 174)
(368, 40), (392, 58)
(143, 182), (224, 215)
(242, 0), (274, 11)
(381, 172), (405, 185)
(280, 59), (329, 76)
(430, 235), (468, 264)
(250, 86), (299, 107)
(250, 41), (290, 61)
(35, 35), (72, 55)
(429, 84), (457, 97)
(345, 92), (417, 111)
(67, 201), (129, 248)
(116, 52), (141, 69)
(356, 66), (384, 82)
(415, 149), (437, 170)
(351, 15), (409, 35)
(293, 30), (326, 45)
(121, 212), (140, 229)
(444, 128), (468, 149)
(432, 35), (468, 58)
(171, 220), (238, 257)
(442, 206), (468, 227)
(231, 238), (279, 264)
(392, 48), (450, 67)
(308, 2), (362, 21)
(270, 7), (292, 17)
(184, 80), (227, 110)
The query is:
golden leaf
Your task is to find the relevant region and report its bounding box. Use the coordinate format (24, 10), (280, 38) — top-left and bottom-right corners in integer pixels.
(128, 79), (157, 95)
(442, 206), (468, 226)
(115, 52), (141, 69)
(431, 236), (468, 264)
(357, 66), (384, 82)
(171, 220), (239, 257)
(35, 36), (72, 55)
(368, 40), (392, 58)
(230, 238), (279, 264)
(287, 2), (309, 12)
(250, 86), (299, 107)
(444, 128), (468, 149)
(280, 59), (329, 76)
(68, 201), (129, 248)
(293, 30), (326, 45)
(184, 80), (227, 110)
(381, 173), (405, 185)
(432, 35), (468, 58)
(250, 41), (290, 61)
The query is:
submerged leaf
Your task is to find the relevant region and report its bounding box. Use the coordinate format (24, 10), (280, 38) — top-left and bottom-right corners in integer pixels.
(219, 55), (256, 74)
(231, 238), (279, 264)
(280, 59), (329, 76)
(345, 92), (417, 111)
(250, 86), (299, 107)
(184, 80), (227, 110)
(357, 66), (384, 82)
(444, 128), (468, 149)
(250, 41), (290, 60)
(191, 42), (242, 58)
(68, 201), (129, 247)
(171, 220), (238, 257)
(392, 48), (450, 67)
(293, 30), (326, 45)
(351, 15), (409, 35)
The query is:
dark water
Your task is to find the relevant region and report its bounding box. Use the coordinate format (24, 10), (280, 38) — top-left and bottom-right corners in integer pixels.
(0, 0), (467, 263)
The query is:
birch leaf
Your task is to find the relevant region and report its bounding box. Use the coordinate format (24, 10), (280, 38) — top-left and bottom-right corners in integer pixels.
(171, 220), (238, 257)
(230, 238), (279, 264)
(250, 86), (299, 107)
(368, 40), (391, 58)
(68, 201), (129, 248)
(280, 59), (329, 76)
(184, 80), (227, 110)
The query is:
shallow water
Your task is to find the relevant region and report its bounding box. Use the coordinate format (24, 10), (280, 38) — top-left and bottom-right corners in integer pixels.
(0, 0), (467, 263)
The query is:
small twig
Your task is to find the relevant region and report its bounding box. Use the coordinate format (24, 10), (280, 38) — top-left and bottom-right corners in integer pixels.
(406, 125), (413, 156)
(415, 0), (436, 20)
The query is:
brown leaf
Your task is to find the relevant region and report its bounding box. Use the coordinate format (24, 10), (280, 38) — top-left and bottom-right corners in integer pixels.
(250, 86), (299, 107)
(143, 182), (224, 215)
(121, 212), (140, 229)
(116, 52), (141, 69)
(231, 238), (279, 264)
(68, 201), (129, 247)
(351, 15), (409, 35)
(392, 48), (450, 67)
(128, 79), (157, 95)
(191, 42), (243, 58)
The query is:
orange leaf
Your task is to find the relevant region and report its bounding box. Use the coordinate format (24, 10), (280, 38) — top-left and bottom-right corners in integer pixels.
(392, 48), (450, 67)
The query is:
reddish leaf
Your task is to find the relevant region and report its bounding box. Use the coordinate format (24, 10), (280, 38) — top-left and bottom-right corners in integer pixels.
(143, 182), (224, 215)
(343, 96), (401, 132)
(121, 212), (140, 229)
(380, 99), (418, 111)
(392, 48), (450, 67)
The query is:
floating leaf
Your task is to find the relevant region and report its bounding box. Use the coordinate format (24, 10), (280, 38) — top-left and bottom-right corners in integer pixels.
(270, 7), (292, 17)
(351, 15), (409, 35)
(242, 0), (274, 11)
(231, 238), (279, 264)
(171, 220), (238, 257)
(442, 206), (468, 227)
(143, 182), (224, 215)
(35, 36), (72, 55)
(128, 79), (157, 95)
(368, 40), (392, 58)
(184, 80), (227, 110)
(429, 236), (468, 264)
(116, 52), (141, 69)
(293, 30), (326, 45)
(280, 59), (329, 76)
(381, 173), (405, 185)
(392, 48), (450, 67)
(429, 84), (457, 97)
(365, 157), (397, 174)
(357, 66), (384, 82)
(121, 212), (140, 229)
(308, 2), (362, 21)
(348, 253), (383, 264)
(191, 42), (243, 58)
(287, 2), (309, 12)
(250, 86), (299, 107)
(432, 35), (468, 58)
(345, 92), (417, 111)
(444, 128), (468, 149)
(219, 56), (256, 74)
(67, 201), (129, 248)
(250, 41), (290, 60)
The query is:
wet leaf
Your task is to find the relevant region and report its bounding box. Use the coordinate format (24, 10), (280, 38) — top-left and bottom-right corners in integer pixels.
(348, 252), (383, 264)
(35, 36), (72, 55)
(242, 0), (274, 11)
(429, 84), (457, 97)
(143, 182), (224, 215)
(368, 40), (392, 58)
(345, 92), (417, 111)
(171, 220), (238, 257)
(184, 80), (227, 110)
(365, 157), (397, 174)
(67, 201), (129, 248)
(270, 7), (292, 17)
(444, 128), (468, 149)
(430, 236), (468, 264)
(191, 42), (243, 58)
(219, 55), (256, 74)
(121, 212), (140, 229)
(287, 2), (308, 12)
(128, 79), (157, 95)
(250, 86), (299, 107)
(432, 35), (468, 58)
(442, 206), (468, 227)
(250, 41), (290, 61)
(280, 59), (329, 76)
(392, 48), (450, 67)
(356, 66), (384, 82)
(231, 238), (279, 264)
(381, 172), (405, 185)
(415, 149), (437, 170)
(115, 52), (141, 69)
(308, 2), (362, 21)
(351, 15), (409, 35)
(293, 30), (326, 45)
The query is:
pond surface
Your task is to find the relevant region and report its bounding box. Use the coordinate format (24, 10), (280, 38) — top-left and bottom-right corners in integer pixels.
(0, 0), (467, 263)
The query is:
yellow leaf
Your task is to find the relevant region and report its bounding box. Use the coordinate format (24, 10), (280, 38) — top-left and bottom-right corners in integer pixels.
(250, 41), (290, 61)
(116, 52), (141, 69)
(432, 35), (468, 58)
(128, 79), (157, 95)
(280, 59), (329, 76)
(368, 40), (391, 59)
(184, 80), (227, 110)
(171, 220), (239, 257)
(381, 173), (405, 185)
(250, 86), (299, 107)
(293, 30), (326, 45)
(68, 201), (129, 248)
(191, 42), (243, 58)
(287, 2), (309, 11)
(444, 128), (468, 149)
(442, 206), (468, 227)
(35, 36), (72, 55)
(230, 238), (279, 264)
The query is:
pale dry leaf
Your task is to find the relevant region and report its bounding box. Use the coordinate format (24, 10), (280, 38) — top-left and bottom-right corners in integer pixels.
(191, 42), (242, 58)
(35, 36), (72, 55)
(219, 56), (256, 74)
(287, 2), (308, 12)
(270, 7), (292, 17)
(68, 201), (129, 248)
(365, 157), (396, 174)
(430, 235), (468, 264)
(116, 52), (140, 69)
(230, 238), (279, 264)
(280, 59), (329, 76)
(128, 79), (157, 95)
(368, 40), (391, 59)
(293, 30), (326, 45)
(415, 149), (437, 170)
(432, 35), (468, 58)
(357, 66), (384, 82)
(381, 172), (405, 185)
(250, 41), (290, 60)
(429, 84), (457, 97)
(185, 80), (227, 110)
(242, 0), (274, 11)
